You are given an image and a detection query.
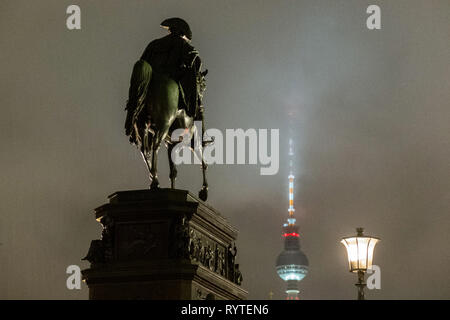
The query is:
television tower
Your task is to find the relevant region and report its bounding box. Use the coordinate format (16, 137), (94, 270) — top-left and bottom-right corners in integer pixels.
(275, 137), (309, 299)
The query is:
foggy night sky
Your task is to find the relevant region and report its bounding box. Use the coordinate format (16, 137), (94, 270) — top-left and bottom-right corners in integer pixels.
(0, 0), (449, 299)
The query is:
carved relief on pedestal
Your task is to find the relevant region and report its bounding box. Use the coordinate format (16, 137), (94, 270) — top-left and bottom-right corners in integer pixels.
(186, 226), (241, 284)
(83, 209), (243, 286)
(169, 215), (191, 259)
(193, 284), (216, 300)
(116, 223), (161, 260)
(82, 214), (115, 264)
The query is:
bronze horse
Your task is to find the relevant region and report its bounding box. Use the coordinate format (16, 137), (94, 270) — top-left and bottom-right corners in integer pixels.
(125, 59), (209, 201)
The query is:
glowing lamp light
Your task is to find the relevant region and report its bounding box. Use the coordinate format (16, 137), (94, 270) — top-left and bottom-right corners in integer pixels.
(341, 227), (379, 273)
(276, 265), (308, 281)
(340, 227), (380, 300)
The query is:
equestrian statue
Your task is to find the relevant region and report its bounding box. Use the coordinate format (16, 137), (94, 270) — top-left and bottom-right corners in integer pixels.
(124, 17), (210, 201)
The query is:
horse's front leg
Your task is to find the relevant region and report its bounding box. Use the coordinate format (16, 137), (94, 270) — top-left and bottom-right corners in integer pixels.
(168, 143), (177, 189)
(190, 125), (208, 201)
(197, 139), (208, 201)
(199, 158), (208, 201)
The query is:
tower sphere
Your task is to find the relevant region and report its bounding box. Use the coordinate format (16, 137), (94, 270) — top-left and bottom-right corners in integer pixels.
(276, 246), (309, 281)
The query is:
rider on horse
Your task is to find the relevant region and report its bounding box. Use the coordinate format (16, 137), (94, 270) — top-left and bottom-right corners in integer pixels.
(125, 18), (204, 143)
(124, 18), (209, 198)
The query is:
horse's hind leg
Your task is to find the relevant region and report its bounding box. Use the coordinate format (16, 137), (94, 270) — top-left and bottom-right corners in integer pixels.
(140, 150), (152, 181)
(140, 126), (153, 183)
(168, 143), (177, 189)
(149, 129), (167, 189)
(149, 144), (159, 189)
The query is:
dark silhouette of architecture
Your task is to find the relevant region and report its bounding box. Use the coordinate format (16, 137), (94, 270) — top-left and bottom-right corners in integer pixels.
(82, 189), (247, 299)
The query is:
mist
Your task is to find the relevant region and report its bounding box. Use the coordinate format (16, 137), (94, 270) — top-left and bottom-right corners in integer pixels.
(0, 0), (449, 299)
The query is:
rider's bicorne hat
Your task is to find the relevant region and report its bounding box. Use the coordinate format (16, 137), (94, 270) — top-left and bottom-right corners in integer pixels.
(160, 17), (192, 40)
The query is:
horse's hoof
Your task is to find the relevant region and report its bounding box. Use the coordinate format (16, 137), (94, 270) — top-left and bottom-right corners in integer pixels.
(199, 187), (208, 201)
(150, 178), (160, 190)
(169, 173), (177, 189)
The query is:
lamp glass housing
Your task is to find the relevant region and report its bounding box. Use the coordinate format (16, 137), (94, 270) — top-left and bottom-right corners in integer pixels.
(341, 236), (379, 272)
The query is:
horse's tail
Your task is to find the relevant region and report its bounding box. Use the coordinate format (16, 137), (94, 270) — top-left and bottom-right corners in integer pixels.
(125, 59), (152, 140)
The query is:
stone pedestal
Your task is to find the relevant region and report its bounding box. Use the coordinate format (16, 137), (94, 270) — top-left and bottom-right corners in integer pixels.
(82, 189), (247, 300)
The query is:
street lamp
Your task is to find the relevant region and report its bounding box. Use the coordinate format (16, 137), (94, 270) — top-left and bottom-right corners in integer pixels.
(341, 227), (379, 300)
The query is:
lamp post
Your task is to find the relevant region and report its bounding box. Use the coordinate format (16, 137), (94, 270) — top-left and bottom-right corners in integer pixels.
(341, 227), (379, 300)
